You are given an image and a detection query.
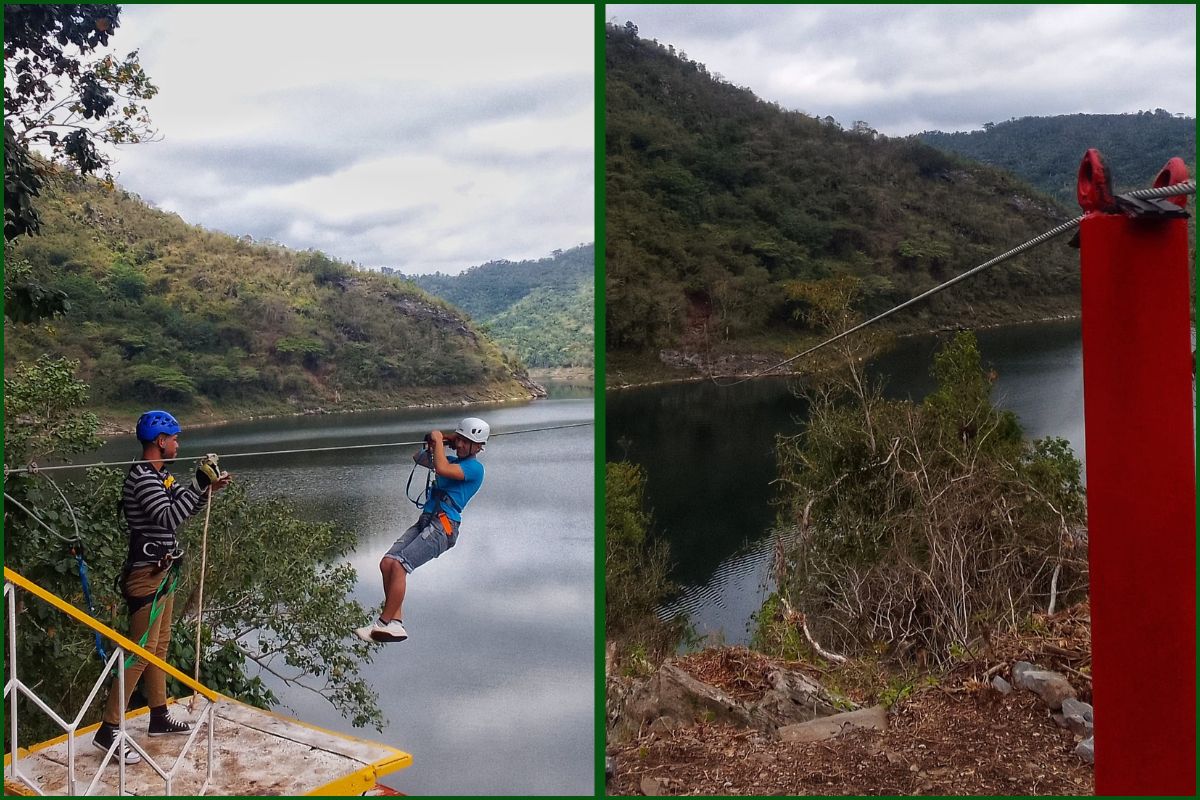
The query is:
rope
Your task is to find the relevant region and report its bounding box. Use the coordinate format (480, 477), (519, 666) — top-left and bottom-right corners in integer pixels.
(73, 549), (109, 662)
(188, 488), (213, 713)
(3, 489), (175, 671)
(713, 180), (1196, 387)
(122, 565), (180, 671)
(2, 420), (594, 476)
(4, 491), (79, 544)
(39, 471), (82, 544)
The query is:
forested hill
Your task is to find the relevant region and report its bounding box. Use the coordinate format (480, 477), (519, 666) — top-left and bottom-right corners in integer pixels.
(4, 169), (541, 422)
(918, 111), (1197, 206)
(606, 23), (1080, 356)
(406, 244), (594, 368)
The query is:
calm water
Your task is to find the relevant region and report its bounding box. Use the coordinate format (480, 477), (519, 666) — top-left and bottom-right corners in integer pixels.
(606, 321), (1088, 647)
(94, 387), (595, 795)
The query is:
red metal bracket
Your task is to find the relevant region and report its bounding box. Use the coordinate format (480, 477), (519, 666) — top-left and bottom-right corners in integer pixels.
(1153, 156), (1191, 208)
(1076, 148), (1116, 212)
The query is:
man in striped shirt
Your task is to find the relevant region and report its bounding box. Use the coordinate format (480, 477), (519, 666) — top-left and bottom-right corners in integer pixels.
(92, 410), (231, 764)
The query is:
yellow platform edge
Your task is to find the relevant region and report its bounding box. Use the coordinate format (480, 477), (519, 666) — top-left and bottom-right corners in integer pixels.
(4, 566), (412, 795)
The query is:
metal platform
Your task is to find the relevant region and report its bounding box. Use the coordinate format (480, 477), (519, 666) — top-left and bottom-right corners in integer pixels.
(5, 697), (411, 796)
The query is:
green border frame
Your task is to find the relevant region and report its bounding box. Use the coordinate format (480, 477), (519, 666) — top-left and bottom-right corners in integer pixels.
(594, 3), (608, 796)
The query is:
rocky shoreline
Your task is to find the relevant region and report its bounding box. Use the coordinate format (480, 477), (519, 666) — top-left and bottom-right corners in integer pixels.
(607, 313), (1081, 391)
(607, 603), (1095, 795)
(93, 378), (548, 437)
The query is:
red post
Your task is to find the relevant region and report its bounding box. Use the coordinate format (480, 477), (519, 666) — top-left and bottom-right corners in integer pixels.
(1077, 150), (1196, 795)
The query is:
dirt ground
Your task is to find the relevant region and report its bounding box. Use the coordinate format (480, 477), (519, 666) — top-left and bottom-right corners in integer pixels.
(608, 605), (1094, 796)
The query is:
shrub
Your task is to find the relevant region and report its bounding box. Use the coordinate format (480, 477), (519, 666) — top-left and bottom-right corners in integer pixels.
(773, 332), (1087, 664)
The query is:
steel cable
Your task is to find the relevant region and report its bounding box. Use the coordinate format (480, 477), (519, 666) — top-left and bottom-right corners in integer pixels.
(3, 420), (594, 476)
(713, 180), (1195, 387)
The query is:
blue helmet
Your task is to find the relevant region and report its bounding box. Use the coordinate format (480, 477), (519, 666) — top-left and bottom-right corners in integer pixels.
(136, 410), (181, 443)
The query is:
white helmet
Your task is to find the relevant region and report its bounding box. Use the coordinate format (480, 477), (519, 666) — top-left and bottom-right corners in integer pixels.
(455, 417), (490, 444)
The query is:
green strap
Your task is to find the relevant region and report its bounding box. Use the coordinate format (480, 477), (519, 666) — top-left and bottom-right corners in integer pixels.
(122, 564), (181, 671)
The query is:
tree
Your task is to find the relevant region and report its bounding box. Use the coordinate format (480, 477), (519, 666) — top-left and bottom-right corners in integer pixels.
(4, 4), (158, 307)
(768, 330), (1087, 664)
(605, 461), (682, 672)
(3, 358), (386, 748)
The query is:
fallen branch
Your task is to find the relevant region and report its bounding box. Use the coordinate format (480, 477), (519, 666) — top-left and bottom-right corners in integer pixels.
(1048, 562), (1061, 615)
(1060, 664), (1093, 683)
(780, 597), (848, 664)
(983, 662), (1007, 679)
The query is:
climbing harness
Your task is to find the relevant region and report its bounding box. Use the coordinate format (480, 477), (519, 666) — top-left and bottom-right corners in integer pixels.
(405, 446), (437, 510)
(120, 559), (182, 671)
(404, 441), (466, 536)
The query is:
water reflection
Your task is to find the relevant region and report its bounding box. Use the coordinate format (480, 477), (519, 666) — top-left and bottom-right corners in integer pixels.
(608, 321), (1091, 646)
(94, 395), (595, 795)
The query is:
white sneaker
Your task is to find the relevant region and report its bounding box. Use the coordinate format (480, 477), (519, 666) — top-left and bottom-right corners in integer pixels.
(354, 623), (376, 643)
(370, 619), (408, 642)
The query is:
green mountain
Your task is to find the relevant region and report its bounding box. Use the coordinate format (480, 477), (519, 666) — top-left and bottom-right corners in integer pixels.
(605, 23), (1081, 357)
(406, 244), (594, 368)
(4, 169), (542, 422)
(918, 111), (1197, 207)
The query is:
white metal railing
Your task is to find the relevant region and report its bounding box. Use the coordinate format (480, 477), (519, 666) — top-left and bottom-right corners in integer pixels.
(4, 569), (220, 795)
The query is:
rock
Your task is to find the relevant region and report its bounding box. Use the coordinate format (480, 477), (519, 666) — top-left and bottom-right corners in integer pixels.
(1075, 736), (1094, 765)
(777, 705), (888, 744)
(1060, 697), (1094, 738)
(990, 676), (1013, 695)
(749, 668), (852, 732)
(618, 663), (756, 741)
(640, 775), (666, 796)
(648, 716), (677, 736)
(614, 660), (849, 742)
(1011, 661), (1076, 710)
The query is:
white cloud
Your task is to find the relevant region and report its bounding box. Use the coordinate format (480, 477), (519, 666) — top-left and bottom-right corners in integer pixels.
(606, 4), (1196, 135)
(102, 4), (595, 273)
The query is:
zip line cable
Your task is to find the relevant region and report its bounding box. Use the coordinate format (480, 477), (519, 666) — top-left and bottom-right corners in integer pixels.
(2, 420), (594, 476)
(5, 419), (595, 662)
(712, 179), (1196, 388)
(4, 490), (80, 544)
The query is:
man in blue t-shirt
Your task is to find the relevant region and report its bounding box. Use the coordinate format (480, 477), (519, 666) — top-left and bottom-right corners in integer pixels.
(356, 417), (489, 643)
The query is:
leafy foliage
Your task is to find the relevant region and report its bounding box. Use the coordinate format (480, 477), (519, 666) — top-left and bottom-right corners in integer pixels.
(771, 328), (1087, 664)
(605, 23), (1084, 355)
(4, 354), (102, 464)
(4, 4), (158, 241)
(3, 348), (384, 748)
(918, 111), (1197, 207)
(606, 461), (682, 667)
(407, 245), (595, 368)
(3, 172), (530, 416)
(482, 282), (594, 368)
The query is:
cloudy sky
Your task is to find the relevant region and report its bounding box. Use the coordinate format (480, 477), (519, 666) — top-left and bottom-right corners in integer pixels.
(107, 5), (594, 274)
(605, 4), (1196, 135)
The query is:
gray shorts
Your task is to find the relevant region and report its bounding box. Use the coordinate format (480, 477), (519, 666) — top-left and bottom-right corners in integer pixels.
(384, 513), (460, 573)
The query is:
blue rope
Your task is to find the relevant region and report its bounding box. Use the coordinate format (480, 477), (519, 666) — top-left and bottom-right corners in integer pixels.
(73, 549), (109, 662)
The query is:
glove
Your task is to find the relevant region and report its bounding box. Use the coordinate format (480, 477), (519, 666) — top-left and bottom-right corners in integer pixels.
(192, 453), (221, 492)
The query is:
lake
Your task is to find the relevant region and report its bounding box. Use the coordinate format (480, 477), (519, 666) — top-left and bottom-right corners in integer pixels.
(94, 386), (595, 795)
(606, 320), (1089, 647)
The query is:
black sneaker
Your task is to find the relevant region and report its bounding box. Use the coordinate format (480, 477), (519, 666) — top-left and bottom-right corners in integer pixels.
(147, 711), (193, 736)
(92, 724), (142, 764)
